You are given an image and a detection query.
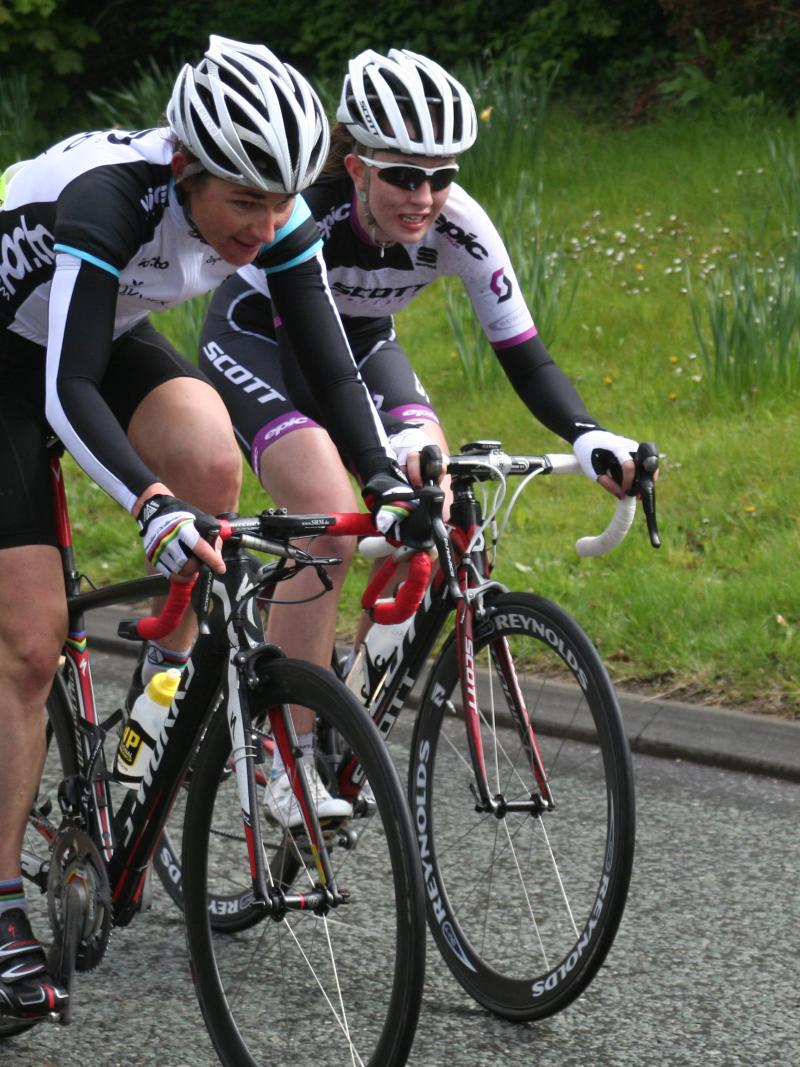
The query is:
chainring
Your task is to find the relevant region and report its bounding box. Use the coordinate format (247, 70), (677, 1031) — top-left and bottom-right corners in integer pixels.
(47, 826), (112, 973)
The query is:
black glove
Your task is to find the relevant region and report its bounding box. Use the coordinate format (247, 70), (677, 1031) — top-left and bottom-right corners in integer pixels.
(361, 467), (417, 536)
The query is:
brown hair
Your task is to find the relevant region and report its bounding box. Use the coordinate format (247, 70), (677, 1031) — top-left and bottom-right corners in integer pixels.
(325, 123), (358, 175)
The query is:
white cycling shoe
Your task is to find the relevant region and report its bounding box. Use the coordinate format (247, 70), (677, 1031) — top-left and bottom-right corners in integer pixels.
(264, 765), (352, 829)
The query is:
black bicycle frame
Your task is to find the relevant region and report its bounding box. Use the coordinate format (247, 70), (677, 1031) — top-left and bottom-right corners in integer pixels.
(50, 450), (281, 927)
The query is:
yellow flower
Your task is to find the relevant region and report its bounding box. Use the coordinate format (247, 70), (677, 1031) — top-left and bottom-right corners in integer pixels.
(479, 106), (493, 122)
(668, 391), (678, 401)
(603, 374), (614, 385)
(633, 263), (645, 272)
(744, 505), (756, 514)
(669, 355), (679, 364)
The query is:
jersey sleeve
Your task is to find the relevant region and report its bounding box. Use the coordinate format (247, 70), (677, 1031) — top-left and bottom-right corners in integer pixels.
(254, 196), (323, 275)
(266, 250), (396, 482)
(45, 252), (159, 513)
(450, 189), (600, 442)
(450, 190), (537, 350)
(53, 161), (160, 274)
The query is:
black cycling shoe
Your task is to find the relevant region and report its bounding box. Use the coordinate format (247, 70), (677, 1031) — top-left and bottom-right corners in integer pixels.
(0, 910), (68, 1020)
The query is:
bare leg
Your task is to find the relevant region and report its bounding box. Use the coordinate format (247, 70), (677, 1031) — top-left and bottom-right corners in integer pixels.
(0, 546), (67, 879)
(127, 377), (242, 648)
(259, 428), (358, 733)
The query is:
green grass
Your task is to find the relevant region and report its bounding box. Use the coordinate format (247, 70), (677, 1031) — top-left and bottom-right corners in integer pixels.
(61, 103), (800, 718)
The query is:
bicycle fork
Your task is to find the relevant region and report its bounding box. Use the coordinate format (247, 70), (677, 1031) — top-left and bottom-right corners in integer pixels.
(457, 601), (555, 817)
(231, 650), (347, 918)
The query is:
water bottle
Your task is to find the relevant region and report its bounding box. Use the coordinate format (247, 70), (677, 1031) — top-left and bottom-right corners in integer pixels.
(114, 668), (181, 789)
(345, 617), (412, 704)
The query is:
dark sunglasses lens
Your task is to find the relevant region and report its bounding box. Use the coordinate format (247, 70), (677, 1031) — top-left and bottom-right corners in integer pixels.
(378, 166), (456, 191)
(430, 169), (457, 191)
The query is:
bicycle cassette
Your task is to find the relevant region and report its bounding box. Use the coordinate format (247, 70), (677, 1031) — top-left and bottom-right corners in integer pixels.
(47, 827), (112, 973)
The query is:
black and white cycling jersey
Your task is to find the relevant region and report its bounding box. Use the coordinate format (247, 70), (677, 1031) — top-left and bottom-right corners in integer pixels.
(239, 172), (536, 350)
(0, 131), (393, 513)
(222, 171), (596, 447)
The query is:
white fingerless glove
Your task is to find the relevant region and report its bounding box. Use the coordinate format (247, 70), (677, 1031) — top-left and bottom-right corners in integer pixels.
(573, 430), (639, 486)
(387, 426), (442, 470)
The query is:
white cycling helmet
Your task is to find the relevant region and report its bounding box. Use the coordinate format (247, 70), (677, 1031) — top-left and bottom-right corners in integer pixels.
(337, 48), (477, 157)
(167, 35), (329, 193)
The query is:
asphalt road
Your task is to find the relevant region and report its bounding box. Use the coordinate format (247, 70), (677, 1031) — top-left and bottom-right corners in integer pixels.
(3, 638), (798, 1067)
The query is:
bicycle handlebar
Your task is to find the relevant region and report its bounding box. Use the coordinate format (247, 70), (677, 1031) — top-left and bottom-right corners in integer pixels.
(119, 508), (429, 642)
(119, 440), (659, 641)
(447, 441), (661, 555)
(117, 576), (197, 642)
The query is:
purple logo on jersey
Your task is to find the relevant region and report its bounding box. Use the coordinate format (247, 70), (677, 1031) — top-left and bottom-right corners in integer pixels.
(490, 267), (513, 303)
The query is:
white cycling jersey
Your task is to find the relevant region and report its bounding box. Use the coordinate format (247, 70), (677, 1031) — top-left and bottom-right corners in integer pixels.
(238, 174), (537, 351)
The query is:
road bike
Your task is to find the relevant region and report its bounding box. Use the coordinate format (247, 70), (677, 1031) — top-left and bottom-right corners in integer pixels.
(1, 442), (426, 1067)
(154, 437), (660, 1024)
(333, 439), (660, 1022)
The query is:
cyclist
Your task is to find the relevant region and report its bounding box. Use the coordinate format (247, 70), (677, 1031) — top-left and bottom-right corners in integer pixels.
(199, 47), (645, 826)
(0, 36), (412, 1021)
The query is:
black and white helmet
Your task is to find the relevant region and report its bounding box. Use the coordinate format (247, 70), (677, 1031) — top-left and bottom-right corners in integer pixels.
(337, 49), (477, 157)
(167, 35), (329, 193)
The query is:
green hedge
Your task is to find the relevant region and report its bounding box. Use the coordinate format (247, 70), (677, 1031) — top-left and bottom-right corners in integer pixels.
(1, 0), (799, 159)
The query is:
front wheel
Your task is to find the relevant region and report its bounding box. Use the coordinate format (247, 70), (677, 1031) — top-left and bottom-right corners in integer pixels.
(409, 592), (635, 1021)
(182, 658), (426, 1067)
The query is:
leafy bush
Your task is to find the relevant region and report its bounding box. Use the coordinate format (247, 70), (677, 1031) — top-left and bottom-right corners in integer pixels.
(0, 73), (47, 166)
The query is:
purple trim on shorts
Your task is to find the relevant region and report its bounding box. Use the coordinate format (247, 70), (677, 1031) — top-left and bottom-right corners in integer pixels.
(250, 412), (322, 472)
(491, 326), (538, 350)
(386, 403), (440, 425)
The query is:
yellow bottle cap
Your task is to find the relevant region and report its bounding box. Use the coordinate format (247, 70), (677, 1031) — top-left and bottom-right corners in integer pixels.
(146, 668), (182, 707)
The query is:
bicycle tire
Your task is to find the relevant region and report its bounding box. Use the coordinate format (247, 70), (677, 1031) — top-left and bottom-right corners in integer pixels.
(409, 591), (635, 1021)
(182, 658), (426, 1067)
(0, 677), (79, 1039)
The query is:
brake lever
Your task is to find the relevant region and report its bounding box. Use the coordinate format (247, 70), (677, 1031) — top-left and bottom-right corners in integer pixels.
(196, 564), (214, 635)
(630, 441), (661, 549)
(432, 513), (462, 601)
(419, 449), (462, 600)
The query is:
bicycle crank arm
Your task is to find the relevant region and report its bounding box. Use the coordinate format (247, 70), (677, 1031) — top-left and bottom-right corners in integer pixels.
(20, 849), (49, 891)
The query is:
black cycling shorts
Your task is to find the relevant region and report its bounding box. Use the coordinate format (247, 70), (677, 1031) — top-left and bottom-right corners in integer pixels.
(199, 275), (439, 476)
(0, 319), (208, 550)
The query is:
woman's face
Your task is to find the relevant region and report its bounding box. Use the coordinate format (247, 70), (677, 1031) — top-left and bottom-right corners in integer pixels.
(172, 155), (295, 266)
(346, 150), (457, 246)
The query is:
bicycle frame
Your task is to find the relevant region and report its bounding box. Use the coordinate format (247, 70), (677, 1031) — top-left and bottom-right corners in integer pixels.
(42, 449), (343, 929)
(331, 446), (644, 813)
(332, 468), (518, 811)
